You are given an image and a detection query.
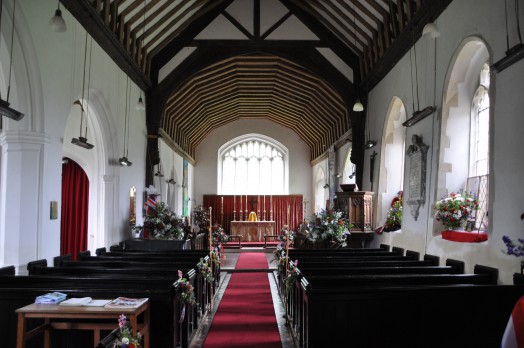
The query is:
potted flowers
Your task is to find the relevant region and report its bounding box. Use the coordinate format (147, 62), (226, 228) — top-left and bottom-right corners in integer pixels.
(133, 201), (185, 240)
(434, 192), (479, 231)
(306, 209), (351, 248)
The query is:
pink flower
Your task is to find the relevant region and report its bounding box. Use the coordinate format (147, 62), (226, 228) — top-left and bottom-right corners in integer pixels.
(178, 270), (183, 279)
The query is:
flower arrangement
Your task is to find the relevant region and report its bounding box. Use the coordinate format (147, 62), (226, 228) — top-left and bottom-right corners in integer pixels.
(192, 205), (210, 229)
(434, 192), (479, 230)
(211, 247), (221, 265)
(212, 224), (229, 245)
(285, 259), (299, 292)
(279, 225), (295, 245)
(197, 257), (214, 284)
(133, 201), (185, 239)
(306, 209), (351, 248)
(502, 235), (524, 257)
(117, 314), (142, 347)
(273, 244), (287, 274)
(383, 191), (403, 232)
(177, 270), (196, 305)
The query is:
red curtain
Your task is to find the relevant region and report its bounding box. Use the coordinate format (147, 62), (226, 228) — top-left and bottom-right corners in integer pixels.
(61, 159), (89, 260)
(203, 195), (304, 233)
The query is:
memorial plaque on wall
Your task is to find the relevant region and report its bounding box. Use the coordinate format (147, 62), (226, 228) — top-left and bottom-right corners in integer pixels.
(406, 135), (429, 220)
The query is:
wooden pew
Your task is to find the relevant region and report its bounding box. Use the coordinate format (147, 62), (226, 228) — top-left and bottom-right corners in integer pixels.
(0, 271), (194, 348)
(299, 282), (524, 348)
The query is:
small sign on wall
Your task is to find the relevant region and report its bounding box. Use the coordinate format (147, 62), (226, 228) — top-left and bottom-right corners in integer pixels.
(50, 201), (58, 220)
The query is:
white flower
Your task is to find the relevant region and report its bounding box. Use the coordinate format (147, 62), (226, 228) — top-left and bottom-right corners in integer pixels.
(122, 337), (130, 344)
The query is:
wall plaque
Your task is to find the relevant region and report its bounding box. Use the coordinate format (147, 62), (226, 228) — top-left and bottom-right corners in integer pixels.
(406, 135), (429, 220)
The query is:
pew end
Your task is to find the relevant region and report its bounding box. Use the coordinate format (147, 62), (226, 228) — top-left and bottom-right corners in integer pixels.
(392, 246), (404, 256)
(54, 254), (72, 267)
(474, 264), (499, 284)
(95, 247), (107, 256)
(379, 244), (390, 251)
(446, 259), (465, 273)
(0, 265), (15, 275)
(406, 250), (420, 260)
(78, 250), (91, 259)
(423, 254), (440, 266)
(27, 259), (47, 275)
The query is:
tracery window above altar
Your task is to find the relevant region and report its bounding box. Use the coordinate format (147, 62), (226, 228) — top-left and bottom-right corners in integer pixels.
(218, 134), (288, 195)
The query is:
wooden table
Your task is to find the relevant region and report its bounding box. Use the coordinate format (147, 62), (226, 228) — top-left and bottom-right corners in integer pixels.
(16, 300), (150, 348)
(230, 221), (276, 242)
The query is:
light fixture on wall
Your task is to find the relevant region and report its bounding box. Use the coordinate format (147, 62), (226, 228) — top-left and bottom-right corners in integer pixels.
(403, 26), (435, 127)
(0, 0), (24, 122)
(119, 76), (133, 167)
(350, 1), (363, 112)
(154, 162), (164, 177)
(492, 0), (524, 72)
(72, 32), (94, 149)
(135, 0), (147, 110)
(49, 0), (66, 32)
(166, 178), (176, 185)
(323, 183), (329, 189)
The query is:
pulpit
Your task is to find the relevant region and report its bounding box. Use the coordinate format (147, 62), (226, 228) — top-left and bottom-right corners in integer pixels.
(335, 191), (374, 247)
(230, 221), (276, 242)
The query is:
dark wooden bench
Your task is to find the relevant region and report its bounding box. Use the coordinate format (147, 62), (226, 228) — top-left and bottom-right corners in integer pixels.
(0, 270), (196, 348)
(299, 283), (524, 348)
(95, 327), (120, 348)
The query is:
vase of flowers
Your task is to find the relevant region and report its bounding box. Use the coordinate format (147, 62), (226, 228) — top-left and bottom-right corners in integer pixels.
(306, 209), (351, 248)
(434, 192), (479, 230)
(192, 205), (210, 231)
(133, 201), (185, 240)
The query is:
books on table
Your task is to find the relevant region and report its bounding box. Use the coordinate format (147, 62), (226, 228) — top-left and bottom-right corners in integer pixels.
(59, 297), (94, 306)
(104, 297), (148, 309)
(35, 292), (67, 304)
(58, 297), (113, 307)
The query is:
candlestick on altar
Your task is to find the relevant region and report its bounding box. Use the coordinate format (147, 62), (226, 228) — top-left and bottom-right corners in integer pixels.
(287, 205), (290, 228)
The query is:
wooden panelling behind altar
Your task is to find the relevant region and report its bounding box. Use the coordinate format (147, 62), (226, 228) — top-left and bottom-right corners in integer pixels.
(203, 195), (303, 233)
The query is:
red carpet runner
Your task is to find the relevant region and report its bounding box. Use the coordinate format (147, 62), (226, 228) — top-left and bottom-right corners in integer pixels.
(203, 253), (282, 347)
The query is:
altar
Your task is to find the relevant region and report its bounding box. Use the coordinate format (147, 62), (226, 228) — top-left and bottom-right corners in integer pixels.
(230, 221), (276, 242)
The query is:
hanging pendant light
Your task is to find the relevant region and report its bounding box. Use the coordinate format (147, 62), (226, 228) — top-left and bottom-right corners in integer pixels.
(119, 76), (133, 166)
(49, 1), (66, 32)
(72, 33), (94, 149)
(0, 0), (24, 121)
(135, 0), (147, 110)
(353, 99), (364, 112)
(351, 1), (363, 112)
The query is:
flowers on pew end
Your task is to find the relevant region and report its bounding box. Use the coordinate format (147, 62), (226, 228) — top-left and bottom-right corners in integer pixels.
(118, 314), (142, 348)
(177, 270), (196, 306)
(306, 209), (351, 247)
(285, 259), (299, 292)
(212, 224), (230, 246)
(133, 201), (185, 240)
(273, 245), (287, 275)
(197, 257), (214, 284)
(434, 192), (479, 230)
(279, 225), (295, 246)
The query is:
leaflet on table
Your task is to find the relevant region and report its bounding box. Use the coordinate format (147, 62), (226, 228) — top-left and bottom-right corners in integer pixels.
(59, 297), (93, 306)
(104, 297), (148, 308)
(35, 292), (67, 304)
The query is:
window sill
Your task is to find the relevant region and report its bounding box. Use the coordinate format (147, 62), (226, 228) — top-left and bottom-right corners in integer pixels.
(441, 230), (488, 243)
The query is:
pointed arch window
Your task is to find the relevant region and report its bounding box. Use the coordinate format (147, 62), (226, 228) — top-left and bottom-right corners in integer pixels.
(219, 134), (288, 195)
